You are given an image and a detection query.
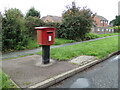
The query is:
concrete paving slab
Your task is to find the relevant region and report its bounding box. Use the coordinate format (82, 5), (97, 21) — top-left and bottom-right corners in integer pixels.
(1, 55), (78, 88)
(69, 56), (97, 65)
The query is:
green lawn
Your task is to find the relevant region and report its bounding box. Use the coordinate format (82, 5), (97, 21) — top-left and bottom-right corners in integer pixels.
(37, 36), (118, 60)
(27, 33), (118, 50)
(97, 33), (118, 37)
(4, 33), (118, 53)
(26, 38), (75, 49)
(54, 38), (75, 45)
(84, 33), (118, 40)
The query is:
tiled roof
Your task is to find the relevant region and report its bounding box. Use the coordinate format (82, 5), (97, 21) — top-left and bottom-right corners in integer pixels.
(41, 15), (62, 22)
(96, 15), (108, 21)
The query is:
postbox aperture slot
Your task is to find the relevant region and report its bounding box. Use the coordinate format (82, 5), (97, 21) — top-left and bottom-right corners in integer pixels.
(47, 31), (53, 33)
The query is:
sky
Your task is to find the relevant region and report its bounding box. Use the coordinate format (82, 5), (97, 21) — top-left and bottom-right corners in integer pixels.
(0, 0), (119, 21)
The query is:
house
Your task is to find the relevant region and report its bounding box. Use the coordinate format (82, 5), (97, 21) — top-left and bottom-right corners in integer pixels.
(91, 15), (114, 34)
(93, 15), (109, 27)
(41, 15), (62, 23)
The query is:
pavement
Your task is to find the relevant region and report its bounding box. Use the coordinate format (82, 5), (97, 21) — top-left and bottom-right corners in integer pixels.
(1, 50), (119, 89)
(2, 35), (118, 60)
(1, 54), (97, 88)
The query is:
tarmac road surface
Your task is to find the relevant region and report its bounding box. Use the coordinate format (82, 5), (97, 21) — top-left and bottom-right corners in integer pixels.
(50, 55), (119, 88)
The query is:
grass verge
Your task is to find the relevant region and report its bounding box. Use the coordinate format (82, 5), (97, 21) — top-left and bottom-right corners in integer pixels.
(0, 69), (17, 89)
(84, 33), (118, 40)
(97, 33), (118, 37)
(26, 38), (75, 50)
(54, 38), (75, 45)
(37, 36), (118, 60)
(27, 33), (118, 49)
(3, 33), (118, 53)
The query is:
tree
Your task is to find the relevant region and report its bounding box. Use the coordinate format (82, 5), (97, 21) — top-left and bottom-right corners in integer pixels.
(110, 15), (120, 32)
(59, 1), (93, 41)
(26, 7), (40, 18)
(110, 15), (120, 26)
(2, 8), (29, 51)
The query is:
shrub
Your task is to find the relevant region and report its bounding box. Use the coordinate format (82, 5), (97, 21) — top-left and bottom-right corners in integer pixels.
(25, 16), (44, 39)
(113, 26), (120, 33)
(43, 22), (61, 38)
(84, 33), (100, 40)
(26, 7), (40, 18)
(59, 2), (93, 41)
(110, 15), (120, 33)
(26, 39), (39, 49)
(2, 8), (29, 52)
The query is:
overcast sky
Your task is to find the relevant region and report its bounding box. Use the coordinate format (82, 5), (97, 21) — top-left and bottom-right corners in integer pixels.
(0, 0), (119, 21)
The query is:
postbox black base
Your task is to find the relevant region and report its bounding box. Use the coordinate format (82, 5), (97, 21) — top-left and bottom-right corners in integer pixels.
(42, 45), (50, 64)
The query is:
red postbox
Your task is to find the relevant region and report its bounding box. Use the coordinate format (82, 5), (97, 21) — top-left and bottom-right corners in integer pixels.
(35, 27), (56, 45)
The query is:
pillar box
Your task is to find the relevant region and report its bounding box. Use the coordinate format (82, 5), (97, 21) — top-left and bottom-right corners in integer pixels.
(35, 27), (56, 64)
(35, 27), (56, 45)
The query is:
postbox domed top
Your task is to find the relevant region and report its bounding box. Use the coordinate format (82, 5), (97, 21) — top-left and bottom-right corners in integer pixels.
(35, 27), (56, 30)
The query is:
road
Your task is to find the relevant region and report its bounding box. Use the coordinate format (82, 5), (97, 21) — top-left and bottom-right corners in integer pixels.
(50, 55), (119, 88)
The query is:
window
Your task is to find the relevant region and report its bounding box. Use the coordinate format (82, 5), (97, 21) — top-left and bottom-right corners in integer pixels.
(109, 29), (111, 32)
(100, 20), (103, 23)
(98, 28), (100, 31)
(106, 21), (108, 24)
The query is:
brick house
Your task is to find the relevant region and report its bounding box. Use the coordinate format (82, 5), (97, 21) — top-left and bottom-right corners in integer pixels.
(41, 15), (62, 23)
(91, 15), (114, 34)
(93, 15), (109, 27)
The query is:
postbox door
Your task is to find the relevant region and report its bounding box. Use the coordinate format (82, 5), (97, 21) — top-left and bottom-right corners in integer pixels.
(42, 30), (55, 45)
